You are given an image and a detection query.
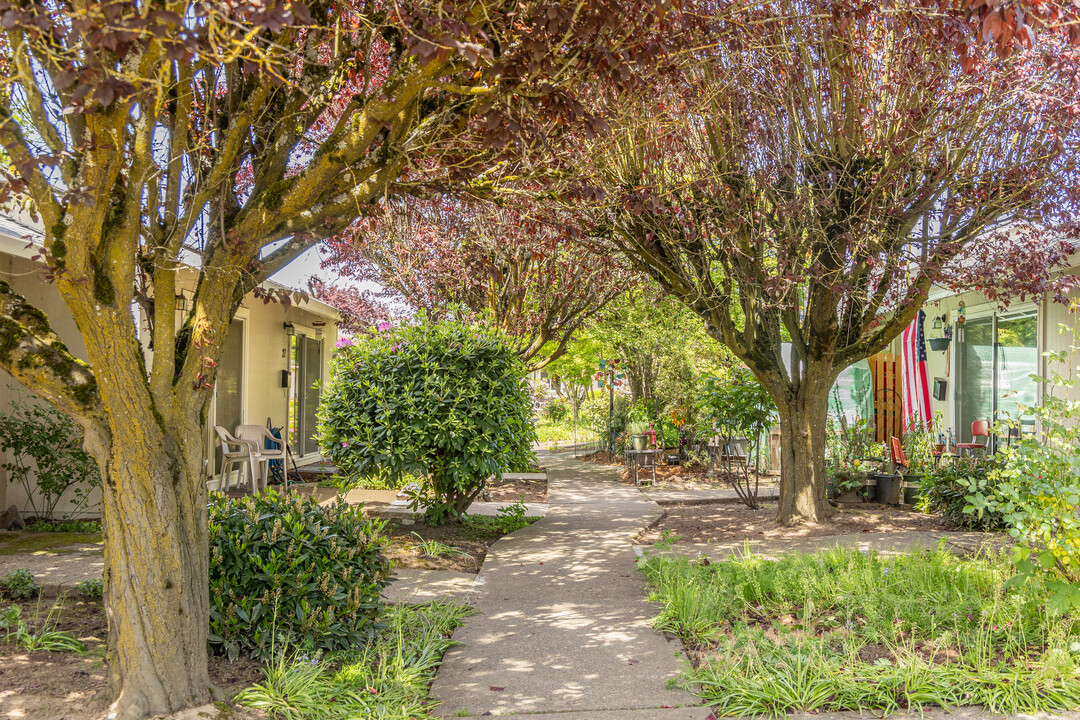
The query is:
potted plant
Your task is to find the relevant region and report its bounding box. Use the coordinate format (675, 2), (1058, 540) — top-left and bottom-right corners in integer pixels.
(627, 420), (649, 451)
(901, 416), (940, 505)
(829, 464), (866, 503)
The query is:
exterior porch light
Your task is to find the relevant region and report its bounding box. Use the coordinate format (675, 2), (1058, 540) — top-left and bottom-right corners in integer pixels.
(175, 293), (188, 312)
(284, 322), (295, 336)
(312, 320), (326, 338)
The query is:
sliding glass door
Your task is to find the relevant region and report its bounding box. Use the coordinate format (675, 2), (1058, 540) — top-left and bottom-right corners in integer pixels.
(955, 312), (1037, 450)
(213, 319), (244, 470)
(288, 334), (323, 457)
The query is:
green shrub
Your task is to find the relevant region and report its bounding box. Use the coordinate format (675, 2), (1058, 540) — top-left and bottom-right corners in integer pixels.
(318, 319), (536, 524)
(0, 398), (101, 520)
(208, 489), (391, 660)
(75, 578), (103, 598)
(975, 378), (1080, 613)
(0, 569), (39, 600)
(543, 399), (569, 422)
(586, 394), (631, 452)
(918, 455), (1006, 530)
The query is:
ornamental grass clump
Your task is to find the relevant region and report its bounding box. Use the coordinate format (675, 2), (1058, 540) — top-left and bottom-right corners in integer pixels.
(208, 489), (390, 660)
(640, 546), (1080, 717)
(318, 319), (536, 524)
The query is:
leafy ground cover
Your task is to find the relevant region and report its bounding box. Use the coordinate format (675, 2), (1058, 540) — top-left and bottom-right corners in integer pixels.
(235, 601), (471, 719)
(535, 416), (595, 447)
(640, 546), (1080, 717)
(636, 501), (950, 545)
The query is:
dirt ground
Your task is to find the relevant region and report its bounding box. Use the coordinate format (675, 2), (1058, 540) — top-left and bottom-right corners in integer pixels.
(577, 450), (778, 491)
(382, 515), (534, 573)
(484, 475), (548, 503)
(0, 594), (263, 720)
(636, 500), (951, 545)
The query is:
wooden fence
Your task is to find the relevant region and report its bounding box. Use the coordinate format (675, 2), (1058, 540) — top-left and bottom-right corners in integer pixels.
(868, 352), (903, 443)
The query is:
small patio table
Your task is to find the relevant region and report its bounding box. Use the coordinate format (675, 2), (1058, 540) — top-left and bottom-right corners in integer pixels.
(626, 449), (659, 486)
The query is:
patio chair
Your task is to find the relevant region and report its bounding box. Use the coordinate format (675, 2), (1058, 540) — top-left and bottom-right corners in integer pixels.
(955, 420), (990, 456)
(235, 424), (285, 493)
(214, 426), (255, 492)
(889, 436), (908, 472)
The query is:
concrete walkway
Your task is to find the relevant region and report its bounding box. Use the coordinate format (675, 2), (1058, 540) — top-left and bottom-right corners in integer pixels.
(431, 452), (707, 718)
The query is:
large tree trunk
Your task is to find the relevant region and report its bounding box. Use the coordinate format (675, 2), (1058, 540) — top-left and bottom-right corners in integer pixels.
(100, 417), (213, 720)
(775, 383), (832, 525)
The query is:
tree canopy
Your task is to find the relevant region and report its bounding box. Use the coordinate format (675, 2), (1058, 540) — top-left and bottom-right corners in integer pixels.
(320, 197), (634, 368)
(566, 0), (1080, 523)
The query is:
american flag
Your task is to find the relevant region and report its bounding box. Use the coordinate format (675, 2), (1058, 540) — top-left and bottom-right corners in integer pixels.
(901, 309), (931, 432)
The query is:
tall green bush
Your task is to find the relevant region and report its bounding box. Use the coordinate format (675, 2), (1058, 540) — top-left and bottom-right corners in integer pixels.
(0, 397), (101, 519)
(972, 363), (1080, 614)
(318, 320), (536, 523)
(918, 455), (1006, 530)
(208, 489), (390, 660)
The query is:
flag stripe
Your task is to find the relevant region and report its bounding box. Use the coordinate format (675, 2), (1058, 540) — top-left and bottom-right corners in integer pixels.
(902, 310), (931, 432)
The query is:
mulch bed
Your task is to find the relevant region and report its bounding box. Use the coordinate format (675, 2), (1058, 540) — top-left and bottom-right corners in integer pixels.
(636, 500), (952, 545)
(382, 516), (530, 573)
(484, 475), (547, 503)
(0, 594), (264, 720)
(577, 449), (778, 491)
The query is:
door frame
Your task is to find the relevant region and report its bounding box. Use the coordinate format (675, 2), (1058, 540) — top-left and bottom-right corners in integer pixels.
(205, 313), (249, 480)
(288, 331), (324, 459)
(952, 304), (1038, 451)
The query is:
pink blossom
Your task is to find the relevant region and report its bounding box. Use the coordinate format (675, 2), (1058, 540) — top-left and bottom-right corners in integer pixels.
(377, 322), (392, 332)
(335, 337), (355, 348)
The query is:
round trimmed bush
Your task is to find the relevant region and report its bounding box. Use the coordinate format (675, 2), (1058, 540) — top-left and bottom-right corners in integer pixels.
(318, 319), (536, 523)
(208, 489), (390, 660)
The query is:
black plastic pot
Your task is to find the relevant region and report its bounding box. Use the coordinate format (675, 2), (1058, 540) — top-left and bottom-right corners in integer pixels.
(876, 473), (902, 505)
(903, 485), (923, 505)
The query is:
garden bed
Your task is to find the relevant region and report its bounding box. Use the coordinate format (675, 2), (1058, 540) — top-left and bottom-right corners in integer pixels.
(640, 547), (1080, 717)
(382, 514), (540, 572)
(578, 449), (779, 491)
(636, 501), (950, 545)
(1, 594), (469, 720)
(0, 594), (263, 720)
(485, 474), (548, 503)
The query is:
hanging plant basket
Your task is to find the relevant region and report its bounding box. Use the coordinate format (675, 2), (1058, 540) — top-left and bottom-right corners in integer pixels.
(928, 337), (951, 351)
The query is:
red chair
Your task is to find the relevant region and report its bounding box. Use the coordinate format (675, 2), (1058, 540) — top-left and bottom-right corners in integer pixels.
(890, 436), (908, 472)
(956, 420), (990, 456)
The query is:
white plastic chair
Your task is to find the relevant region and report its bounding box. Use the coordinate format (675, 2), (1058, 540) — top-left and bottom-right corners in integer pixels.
(214, 426), (255, 492)
(235, 425), (285, 493)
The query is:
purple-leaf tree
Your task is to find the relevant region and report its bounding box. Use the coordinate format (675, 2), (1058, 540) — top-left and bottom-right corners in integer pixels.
(571, 0), (1080, 524)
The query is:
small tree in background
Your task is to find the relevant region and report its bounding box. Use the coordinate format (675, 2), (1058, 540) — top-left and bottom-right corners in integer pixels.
(0, 397), (101, 520)
(318, 320), (536, 524)
(697, 371), (776, 509)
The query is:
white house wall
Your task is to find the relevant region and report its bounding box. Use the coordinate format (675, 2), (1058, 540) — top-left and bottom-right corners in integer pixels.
(1, 254), (339, 517)
(0, 252), (101, 518)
